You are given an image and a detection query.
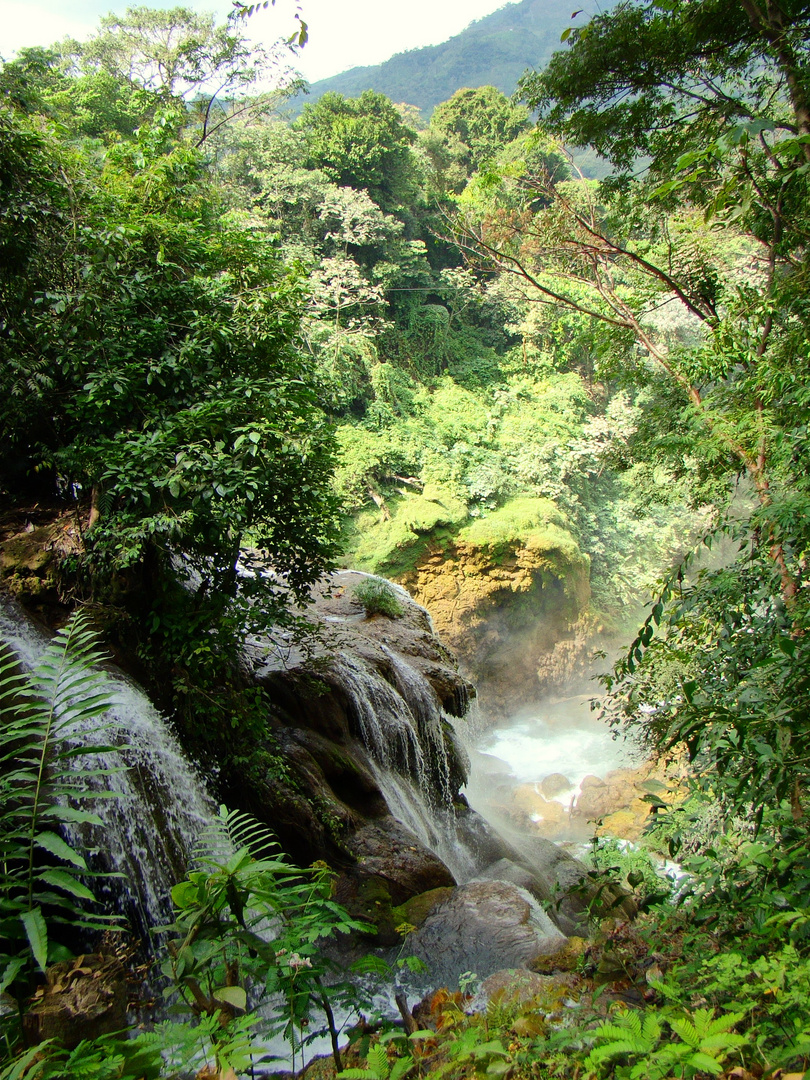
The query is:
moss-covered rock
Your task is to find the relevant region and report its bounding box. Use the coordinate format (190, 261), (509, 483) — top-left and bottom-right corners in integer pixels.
(345, 483), (469, 579)
(0, 508), (82, 619)
(391, 499), (591, 711)
(529, 935), (587, 975)
(392, 886), (454, 930)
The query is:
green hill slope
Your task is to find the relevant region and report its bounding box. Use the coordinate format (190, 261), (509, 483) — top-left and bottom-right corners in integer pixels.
(294, 0), (602, 118)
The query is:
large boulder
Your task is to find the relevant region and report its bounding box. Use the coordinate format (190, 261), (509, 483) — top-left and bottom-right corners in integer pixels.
(407, 880), (567, 987)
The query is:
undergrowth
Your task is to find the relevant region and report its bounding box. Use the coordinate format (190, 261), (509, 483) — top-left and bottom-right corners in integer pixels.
(339, 798), (810, 1080)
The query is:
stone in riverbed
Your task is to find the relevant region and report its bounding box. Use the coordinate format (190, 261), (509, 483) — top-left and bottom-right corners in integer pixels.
(407, 879), (567, 987)
(347, 818), (456, 903)
(540, 773), (573, 799)
(477, 967), (579, 1011)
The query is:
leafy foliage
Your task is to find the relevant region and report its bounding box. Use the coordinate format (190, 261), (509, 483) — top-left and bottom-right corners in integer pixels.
(160, 805), (370, 1072)
(429, 86), (530, 180)
(0, 614), (121, 1044)
(296, 91), (417, 211)
(0, 99), (340, 761)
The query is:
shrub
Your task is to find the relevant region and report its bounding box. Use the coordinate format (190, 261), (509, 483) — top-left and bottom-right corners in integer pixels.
(352, 577), (405, 618)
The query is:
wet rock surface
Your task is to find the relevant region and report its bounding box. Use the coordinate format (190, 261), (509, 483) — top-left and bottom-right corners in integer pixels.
(23, 954), (127, 1050)
(397, 541), (592, 716)
(408, 880), (568, 987)
(237, 571), (475, 928)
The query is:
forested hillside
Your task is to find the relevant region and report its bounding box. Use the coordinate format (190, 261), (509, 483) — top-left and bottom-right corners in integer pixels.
(294, 0), (603, 117)
(2, 1), (810, 1078)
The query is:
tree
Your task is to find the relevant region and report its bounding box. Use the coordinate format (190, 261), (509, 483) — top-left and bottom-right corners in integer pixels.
(0, 46), (155, 139)
(473, 0), (810, 815)
(0, 105), (339, 686)
(519, 0), (810, 174)
(430, 85), (530, 178)
(296, 90), (417, 211)
(456, 0), (810, 593)
(66, 6), (299, 143)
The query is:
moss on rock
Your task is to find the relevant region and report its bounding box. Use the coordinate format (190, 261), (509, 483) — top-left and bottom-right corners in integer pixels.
(345, 483), (468, 579)
(392, 886), (455, 930)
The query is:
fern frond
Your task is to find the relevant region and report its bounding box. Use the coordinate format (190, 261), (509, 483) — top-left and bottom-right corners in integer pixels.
(194, 804), (279, 863)
(0, 612), (124, 983)
(367, 1044), (390, 1077)
(388, 1055), (413, 1080)
(589, 1039), (642, 1064)
(641, 1014), (663, 1043)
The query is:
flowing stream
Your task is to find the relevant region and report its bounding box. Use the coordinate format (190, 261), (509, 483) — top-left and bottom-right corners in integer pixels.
(463, 692), (636, 837)
(0, 589), (639, 1070)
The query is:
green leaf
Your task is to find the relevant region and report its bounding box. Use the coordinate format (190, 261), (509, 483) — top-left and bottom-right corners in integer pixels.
(367, 1044), (389, 1078)
(686, 1052), (724, 1074)
(0, 957), (25, 994)
(21, 906), (49, 972)
(389, 1057), (413, 1080)
(0, 1042), (54, 1080)
(35, 869), (97, 902)
(213, 985), (247, 1011)
(35, 831), (88, 870)
(41, 806), (105, 826)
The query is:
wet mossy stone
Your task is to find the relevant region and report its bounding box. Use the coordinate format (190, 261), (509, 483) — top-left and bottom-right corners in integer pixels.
(529, 936), (587, 975)
(392, 886), (454, 930)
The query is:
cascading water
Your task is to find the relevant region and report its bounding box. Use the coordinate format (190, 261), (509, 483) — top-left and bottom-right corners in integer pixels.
(380, 645), (457, 808)
(0, 598), (216, 933)
(323, 650), (483, 883)
(328, 655), (428, 782)
(461, 691), (636, 843)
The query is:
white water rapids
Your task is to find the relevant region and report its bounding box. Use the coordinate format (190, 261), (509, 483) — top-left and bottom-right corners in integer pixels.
(463, 691), (637, 841)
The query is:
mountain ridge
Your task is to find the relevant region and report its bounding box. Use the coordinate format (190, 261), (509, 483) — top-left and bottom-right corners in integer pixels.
(292, 0), (600, 119)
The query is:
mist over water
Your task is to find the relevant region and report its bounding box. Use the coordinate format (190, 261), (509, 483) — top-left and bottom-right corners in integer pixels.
(481, 695), (632, 788)
(459, 688), (640, 844)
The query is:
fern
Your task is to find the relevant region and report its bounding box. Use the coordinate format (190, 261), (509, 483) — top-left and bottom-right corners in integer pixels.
(338, 1041), (414, 1080)
(669, 1008), (747, 1050)
(0, 613), (122, 994)
(588, 1011), (663, 1065)
(194, 804), (280, 862)
(587, 1005), (748, 1080)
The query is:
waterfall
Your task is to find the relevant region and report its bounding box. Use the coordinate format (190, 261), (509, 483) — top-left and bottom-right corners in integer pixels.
(380, 645), (457, 808)
(329, 655), (428, 782)
(322, 649), (485, 882)
(0, 598), (216, 933)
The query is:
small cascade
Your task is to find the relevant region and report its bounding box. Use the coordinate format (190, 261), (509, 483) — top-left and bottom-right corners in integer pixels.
(0, 599), (216, 933)
(323, 648), (482, 880)
(367, 767), (479, 883)
(380, 646), (456, 808)
(330, 655), (429, 784)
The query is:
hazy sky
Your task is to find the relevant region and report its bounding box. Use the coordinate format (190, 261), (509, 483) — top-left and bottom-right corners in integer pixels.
(0, 0), (519, 84)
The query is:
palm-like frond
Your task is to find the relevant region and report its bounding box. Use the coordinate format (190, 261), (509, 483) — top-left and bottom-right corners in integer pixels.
(194, 804), (280, 864)
(0, 613), (122, 984)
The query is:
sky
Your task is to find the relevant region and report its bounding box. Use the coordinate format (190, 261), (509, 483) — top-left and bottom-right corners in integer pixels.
(0, 0), (518, 84)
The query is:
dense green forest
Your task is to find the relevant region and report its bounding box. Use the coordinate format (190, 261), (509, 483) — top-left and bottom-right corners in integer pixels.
(2, 1), (810, 1078)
